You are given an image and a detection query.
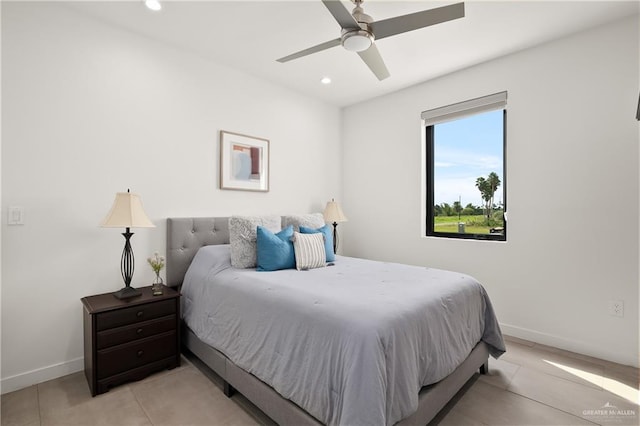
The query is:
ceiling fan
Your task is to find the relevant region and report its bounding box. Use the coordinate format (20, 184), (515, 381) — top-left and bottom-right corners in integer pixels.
(277, 0), (465, 81)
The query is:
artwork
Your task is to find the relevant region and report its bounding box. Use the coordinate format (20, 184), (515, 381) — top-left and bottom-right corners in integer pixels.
(220, 130), (270, 192)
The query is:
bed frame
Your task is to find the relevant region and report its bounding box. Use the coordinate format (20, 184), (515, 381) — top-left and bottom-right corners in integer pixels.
(166, 217), (489, 425)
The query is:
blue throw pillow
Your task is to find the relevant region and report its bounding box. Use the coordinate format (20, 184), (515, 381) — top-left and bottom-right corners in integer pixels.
(256, 225), (295, 271)
(299, 224), (335, 262)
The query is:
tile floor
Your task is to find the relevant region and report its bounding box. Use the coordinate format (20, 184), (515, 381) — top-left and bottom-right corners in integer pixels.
(2, 336), (638, 426)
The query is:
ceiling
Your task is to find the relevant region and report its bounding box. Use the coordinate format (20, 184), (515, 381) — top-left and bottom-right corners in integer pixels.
(66, 0), (639, 107)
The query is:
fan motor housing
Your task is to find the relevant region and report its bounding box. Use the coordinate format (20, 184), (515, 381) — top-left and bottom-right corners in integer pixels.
(341, 5), (375, 52)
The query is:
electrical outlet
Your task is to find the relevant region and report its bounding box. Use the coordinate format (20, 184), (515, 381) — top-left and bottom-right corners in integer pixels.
(608, 300), (624, 318)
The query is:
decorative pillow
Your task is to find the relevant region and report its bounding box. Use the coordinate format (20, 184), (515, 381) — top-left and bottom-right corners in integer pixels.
(256, 225), (295, 271)
(281, 213), (324, 231)
(292, 232), (326, 271)
(229, 215), (281, 268)
(299, 224), (335, 262)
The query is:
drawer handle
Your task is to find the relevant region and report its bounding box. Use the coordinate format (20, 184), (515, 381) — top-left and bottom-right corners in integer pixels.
(136, 328), (143, 334)
(136, 311), (143, 318)
(137, 350), (144, 357)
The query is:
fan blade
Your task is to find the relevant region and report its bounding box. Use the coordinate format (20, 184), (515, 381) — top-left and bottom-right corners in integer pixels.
(370, 2), (465, 40)
(358, 44), (390, 81)
(322, 0), (359, 30)
(277, 38), (342, 63)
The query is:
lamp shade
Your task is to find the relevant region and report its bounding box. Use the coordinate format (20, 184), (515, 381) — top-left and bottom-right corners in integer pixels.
(323, 199), (348, 223)
(100, 192), (155, 228)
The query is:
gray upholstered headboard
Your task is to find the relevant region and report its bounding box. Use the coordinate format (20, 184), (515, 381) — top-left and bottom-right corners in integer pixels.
(166, 217), (230, 287)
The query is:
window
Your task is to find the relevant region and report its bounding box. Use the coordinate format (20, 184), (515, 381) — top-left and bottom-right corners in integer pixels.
(423, 92), (507, 241)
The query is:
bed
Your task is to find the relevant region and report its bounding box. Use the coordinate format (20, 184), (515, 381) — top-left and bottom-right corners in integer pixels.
(166, 216), (505, 426)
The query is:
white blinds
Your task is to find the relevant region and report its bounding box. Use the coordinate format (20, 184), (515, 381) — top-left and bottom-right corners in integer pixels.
(421, 91), (507, 126)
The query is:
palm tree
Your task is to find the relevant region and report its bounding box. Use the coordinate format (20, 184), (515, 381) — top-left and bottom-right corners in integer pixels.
(487, 172), (501, 217)
(475, 177), (491, 220)
(453, 199), (462, 221)
(476, 173), (501, 222)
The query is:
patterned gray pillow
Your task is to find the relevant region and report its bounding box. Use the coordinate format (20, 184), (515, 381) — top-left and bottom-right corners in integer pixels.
(229, 216), (281, 268)
(281, 213), (325, 231)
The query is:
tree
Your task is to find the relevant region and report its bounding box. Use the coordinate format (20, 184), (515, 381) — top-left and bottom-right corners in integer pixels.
(453, 200), (462, 220)
(475, 177), (490, 220)
(462, 203), (476, 216)
(476, 172), (501, 222)
(487, 172), (501, 215)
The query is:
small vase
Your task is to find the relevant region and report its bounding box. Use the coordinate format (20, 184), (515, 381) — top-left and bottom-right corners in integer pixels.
(152, 273), (164, 296)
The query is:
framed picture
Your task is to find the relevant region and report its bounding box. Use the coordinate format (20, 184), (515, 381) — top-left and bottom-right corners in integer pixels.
(220, 130), (270, 192)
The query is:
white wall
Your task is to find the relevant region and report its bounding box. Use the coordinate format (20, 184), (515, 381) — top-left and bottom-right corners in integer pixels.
(1, 2), (341, 392)
(342, 16), (639, 367)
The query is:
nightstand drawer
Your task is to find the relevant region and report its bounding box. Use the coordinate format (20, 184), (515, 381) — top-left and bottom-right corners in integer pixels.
(96, 358), (177, 395)
(96, 331), (176, 379)
(96, 299), (175, 331)
(97, 315), (176, 349)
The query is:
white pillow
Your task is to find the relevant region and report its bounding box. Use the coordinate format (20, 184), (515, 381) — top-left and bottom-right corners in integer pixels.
(292, 232), (326, 271)
(229, 216), (281, 268)
(281, 213), (325, 231)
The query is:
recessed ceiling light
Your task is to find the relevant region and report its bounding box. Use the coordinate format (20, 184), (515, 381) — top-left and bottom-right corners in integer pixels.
(321, 77), (332, 85)
(144, 0), (162, 11)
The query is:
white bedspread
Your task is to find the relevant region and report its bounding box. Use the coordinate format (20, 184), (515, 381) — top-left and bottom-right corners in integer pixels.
(181, 245), (505, 426)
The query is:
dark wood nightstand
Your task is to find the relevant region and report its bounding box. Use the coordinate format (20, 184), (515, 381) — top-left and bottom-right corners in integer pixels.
(81, 285), (181, 396)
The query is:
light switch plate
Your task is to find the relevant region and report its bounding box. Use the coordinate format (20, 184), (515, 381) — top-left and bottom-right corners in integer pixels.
(8, 206), (25, 225)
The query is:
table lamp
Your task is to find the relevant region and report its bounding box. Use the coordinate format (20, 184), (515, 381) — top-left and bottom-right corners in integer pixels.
(100, 189), (155, 299)
(323, 199), (348, 254)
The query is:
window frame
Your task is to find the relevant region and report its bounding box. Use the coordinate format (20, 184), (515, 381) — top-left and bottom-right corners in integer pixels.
(424, 102), (507, 242)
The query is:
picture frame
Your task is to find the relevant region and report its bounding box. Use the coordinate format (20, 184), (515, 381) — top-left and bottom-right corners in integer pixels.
(220, 130), (270, 192)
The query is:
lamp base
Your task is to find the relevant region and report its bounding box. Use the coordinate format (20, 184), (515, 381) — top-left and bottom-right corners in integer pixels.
(113, 286), (142, 300)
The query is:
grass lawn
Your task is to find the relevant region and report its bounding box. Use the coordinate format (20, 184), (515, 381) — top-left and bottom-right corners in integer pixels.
(434, 215), (494, 234)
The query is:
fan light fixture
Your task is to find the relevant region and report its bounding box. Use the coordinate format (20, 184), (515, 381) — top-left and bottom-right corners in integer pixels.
(144, 0), (162, 11)
(341, 30), (373, 52)
(276, 1), (465, 81)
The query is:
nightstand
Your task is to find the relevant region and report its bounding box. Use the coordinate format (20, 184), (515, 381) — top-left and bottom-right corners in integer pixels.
(81, 285), (181, 396)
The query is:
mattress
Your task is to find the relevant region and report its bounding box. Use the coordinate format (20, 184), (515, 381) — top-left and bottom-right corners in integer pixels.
(181, 245), (505, 426)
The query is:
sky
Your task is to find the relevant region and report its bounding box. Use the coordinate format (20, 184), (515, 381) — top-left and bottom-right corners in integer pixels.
(433, 109), (504, 207)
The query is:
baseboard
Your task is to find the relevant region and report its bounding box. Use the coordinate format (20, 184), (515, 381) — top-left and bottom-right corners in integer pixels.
(500, 323), (639, 368)
(1, 357), (84, 395)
